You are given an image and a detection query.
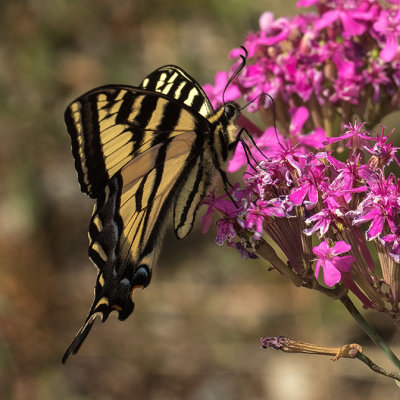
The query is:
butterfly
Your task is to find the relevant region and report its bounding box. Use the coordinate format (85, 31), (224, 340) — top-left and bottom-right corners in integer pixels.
(62, 61), (245, 363)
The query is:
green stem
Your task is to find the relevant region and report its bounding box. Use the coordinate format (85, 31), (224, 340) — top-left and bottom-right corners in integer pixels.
(356, 352), (400, 382)
(341, 295), (400, 371)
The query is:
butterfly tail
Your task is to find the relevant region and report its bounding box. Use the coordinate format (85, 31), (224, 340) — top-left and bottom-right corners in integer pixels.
(62, 271), (137, 363)
(62, 313), (98, 363)
(62, 277), (116, 364)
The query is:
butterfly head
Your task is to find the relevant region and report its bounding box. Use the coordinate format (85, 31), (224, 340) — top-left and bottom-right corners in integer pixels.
(223, 102), (240, 120)
(220, 101), (241, 155)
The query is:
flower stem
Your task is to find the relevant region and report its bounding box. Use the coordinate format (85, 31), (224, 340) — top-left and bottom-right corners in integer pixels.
(257, 238), (303, 286)
(340, 294), (400, 371)
(356, 352), (400, 382)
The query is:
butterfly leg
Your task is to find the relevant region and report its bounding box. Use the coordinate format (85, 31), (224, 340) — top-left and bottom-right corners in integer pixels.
(217, 167), (239, 208)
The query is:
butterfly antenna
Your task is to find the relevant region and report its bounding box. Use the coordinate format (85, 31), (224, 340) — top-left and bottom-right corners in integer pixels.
(222, 46), (248, 105)
(239, 91), (285, 160)
(263, 93), (285, 151)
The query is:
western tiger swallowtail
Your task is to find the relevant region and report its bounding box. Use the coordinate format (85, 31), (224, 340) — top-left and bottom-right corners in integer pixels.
(62, 60), (245, 363)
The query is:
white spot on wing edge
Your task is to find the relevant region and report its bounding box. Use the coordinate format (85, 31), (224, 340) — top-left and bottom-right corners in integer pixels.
(174, 81), (186, 98)
(156, 73), (167, 90)
(199, 103), (209, 117)
(184, 88), (198, 107)
(161, 82), (173, 95)
(142, 78), (149, 88)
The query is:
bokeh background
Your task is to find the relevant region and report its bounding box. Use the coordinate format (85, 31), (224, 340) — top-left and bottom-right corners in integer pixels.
(1, 1), (399, 399)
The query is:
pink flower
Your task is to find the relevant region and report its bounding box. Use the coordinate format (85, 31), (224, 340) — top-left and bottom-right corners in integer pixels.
(289, 107), (327, 149)
(200, 191), (239, 234)
(258, 15), (291, 46)
(379, 229), (400, 263)
(346, 174), (400, 240)
(313, 241), (354, 286)
(216, 218), (236, 245)
(296, 0), (319, 7)
(304, 206), (339, 238)
(373, 9), (400, 62)
(288, 162), (324, 209)
(327, 154), (368, 202)
(362, 60), (391, 102)
(347, 173), (400, 240)
(314, 2), (373, 37)
(364, 125), (400, 168)
(240, 197), (289, 240)
(324, 120), (370, 149)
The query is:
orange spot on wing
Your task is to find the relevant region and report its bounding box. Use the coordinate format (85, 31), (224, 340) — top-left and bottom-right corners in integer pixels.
(130, 285), (144, 297)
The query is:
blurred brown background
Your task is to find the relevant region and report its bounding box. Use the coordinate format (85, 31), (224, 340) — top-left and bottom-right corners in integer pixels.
(0, 0), (399, 399)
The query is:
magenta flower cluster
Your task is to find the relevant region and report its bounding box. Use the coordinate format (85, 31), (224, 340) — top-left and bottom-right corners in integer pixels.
(203, 123), (400, 309)
(204, 0), (400, 141)
(202, 0), (400, 320)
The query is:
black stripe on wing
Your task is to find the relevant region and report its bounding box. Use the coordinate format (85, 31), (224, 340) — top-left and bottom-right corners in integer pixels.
(65, 94), (108, 198)
(173, 154), (210, 239)
(150, 100), (183, 147)
(130, 95), (159, 154)
(137, 142), (168, 245)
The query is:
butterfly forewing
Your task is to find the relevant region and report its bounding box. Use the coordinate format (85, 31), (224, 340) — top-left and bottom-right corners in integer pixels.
(66, 84), (205, 197)
(63, 65), (240, 362)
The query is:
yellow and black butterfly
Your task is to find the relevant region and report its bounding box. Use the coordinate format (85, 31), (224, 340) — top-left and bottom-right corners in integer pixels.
(62, 61), (245, 363)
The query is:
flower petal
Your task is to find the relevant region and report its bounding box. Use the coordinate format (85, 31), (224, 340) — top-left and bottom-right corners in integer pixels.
(332, 255), (354, 273)
(380, 33), (398, 62)
(322, 260), (342, 287)
(331, 241), (351, 255)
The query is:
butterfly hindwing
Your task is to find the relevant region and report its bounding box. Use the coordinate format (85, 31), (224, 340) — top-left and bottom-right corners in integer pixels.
(173, 154), (209, 239)
(63, 132), (200, 361)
